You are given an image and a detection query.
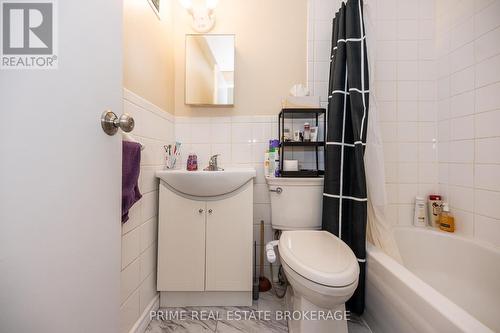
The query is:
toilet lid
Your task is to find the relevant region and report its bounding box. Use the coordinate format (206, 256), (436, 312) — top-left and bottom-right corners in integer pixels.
(279, 230), (360, 287)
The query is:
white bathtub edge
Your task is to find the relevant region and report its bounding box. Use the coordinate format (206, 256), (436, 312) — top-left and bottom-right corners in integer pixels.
(366, 243), (494, 333)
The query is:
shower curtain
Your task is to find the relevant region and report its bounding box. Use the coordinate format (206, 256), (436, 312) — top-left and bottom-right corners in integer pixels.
(363, 1), (401, 262)
(322, 0), (369, 314)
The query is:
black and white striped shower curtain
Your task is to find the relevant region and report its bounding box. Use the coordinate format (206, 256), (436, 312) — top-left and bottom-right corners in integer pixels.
(322, 0), (369, 315)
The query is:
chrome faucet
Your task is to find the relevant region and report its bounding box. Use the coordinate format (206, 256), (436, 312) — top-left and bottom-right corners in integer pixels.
(204, 154), (224, 171)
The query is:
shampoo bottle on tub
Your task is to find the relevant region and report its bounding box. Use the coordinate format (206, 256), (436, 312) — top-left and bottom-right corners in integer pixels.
(414, 197), (427, 227)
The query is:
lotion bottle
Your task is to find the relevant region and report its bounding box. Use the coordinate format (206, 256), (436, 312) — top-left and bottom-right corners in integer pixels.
(413, 197), (427, 227)
(264, 151), (270, 176)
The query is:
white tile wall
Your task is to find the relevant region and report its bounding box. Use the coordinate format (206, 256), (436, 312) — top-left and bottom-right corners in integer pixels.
(120, 89), (174, 333)
(436, 0), (500, 247)
(308, 0), (440, 227)
(174, 115), (284, 280)
(308, 0), (499, 248)
(307, 0), (341, 109)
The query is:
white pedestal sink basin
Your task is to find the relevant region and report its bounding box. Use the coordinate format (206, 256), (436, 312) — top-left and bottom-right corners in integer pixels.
(156, 168), (256, 197)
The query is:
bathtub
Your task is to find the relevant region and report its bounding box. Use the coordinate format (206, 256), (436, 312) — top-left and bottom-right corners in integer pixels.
(364, 226), (500, 333)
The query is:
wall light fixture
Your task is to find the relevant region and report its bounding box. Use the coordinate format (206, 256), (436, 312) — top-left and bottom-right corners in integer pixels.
(179, 0), (218, 33)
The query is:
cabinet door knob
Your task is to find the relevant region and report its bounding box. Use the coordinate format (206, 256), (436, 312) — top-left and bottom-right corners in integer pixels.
(199, 209), (204, 214)
(208, 209), (213, 214)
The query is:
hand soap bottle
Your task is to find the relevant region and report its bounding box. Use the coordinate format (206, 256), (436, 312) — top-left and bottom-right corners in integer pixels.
(439, 203), (455, 232)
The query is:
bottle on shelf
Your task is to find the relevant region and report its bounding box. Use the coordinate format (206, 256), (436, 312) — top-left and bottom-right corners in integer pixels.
(303, 122), (311, 142)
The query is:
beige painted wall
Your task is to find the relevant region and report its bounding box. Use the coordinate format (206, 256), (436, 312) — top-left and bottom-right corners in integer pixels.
(123, 0), (175, 114)
(174, 0), (307, 116)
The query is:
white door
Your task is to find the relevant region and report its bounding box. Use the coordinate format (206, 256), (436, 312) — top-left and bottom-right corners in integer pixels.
(0, 1), (123, 332)
(157, 185), (206, 291)
(205, 183), (253, 291)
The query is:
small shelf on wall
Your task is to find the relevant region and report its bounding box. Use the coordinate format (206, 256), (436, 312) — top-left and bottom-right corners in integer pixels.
(280, 141), (325, 147)
(278, 108), (326, 178)
(280, 170), (325, 178)
(279, 108), (326, 119)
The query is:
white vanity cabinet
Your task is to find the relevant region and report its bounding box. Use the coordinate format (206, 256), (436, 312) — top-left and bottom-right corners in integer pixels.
(157, 186), (206, 291)
(205, 185), (253, 291)
(156, 174), (254, 307)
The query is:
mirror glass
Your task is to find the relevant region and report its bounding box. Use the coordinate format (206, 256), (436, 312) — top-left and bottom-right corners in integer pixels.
(185, 34), (235, 106)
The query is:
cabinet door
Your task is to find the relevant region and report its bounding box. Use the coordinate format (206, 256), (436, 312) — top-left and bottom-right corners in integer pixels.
(157, 184), (206, 291)
(205, 182), (253, 291)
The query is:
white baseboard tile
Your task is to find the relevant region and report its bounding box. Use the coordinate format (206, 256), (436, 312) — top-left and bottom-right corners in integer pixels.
(160, 291), (252, 307)
(128, 294), (159, 333)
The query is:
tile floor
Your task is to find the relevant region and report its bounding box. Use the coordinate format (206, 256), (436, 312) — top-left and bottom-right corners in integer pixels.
(146, 292), (372, 333)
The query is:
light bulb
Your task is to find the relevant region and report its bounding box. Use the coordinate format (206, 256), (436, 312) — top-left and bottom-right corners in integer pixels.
(179, 0), (193, 9)
(206, 0), (218, 10)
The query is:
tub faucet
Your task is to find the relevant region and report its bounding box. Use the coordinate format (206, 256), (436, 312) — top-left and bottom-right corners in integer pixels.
(204, 154), (224, 171)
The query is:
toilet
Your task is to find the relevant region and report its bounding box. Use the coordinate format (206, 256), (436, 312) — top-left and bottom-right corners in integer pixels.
(266, 177), (359, 333)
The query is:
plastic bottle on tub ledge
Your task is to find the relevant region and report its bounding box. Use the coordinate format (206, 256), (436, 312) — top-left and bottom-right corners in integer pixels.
(414, 197), (427, 227)
(428, 194), (443, 227)
(439, 203), (455, 233)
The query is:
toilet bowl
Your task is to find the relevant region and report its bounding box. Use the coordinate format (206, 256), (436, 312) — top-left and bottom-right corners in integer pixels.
(279, 230), (359, 333)
(266, 177), (360, 333)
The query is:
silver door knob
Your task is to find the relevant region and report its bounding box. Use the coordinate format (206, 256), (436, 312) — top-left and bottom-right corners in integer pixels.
(199, 209), (204, 214)
(101, 110), (135, 136)
(208, 209), (213, 214)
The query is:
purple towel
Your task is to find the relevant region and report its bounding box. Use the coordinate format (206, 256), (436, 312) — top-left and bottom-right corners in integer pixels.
(122, 141), (142, 223)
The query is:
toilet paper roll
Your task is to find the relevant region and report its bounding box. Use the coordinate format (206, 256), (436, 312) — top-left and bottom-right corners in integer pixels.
(283, 160), (299, 171)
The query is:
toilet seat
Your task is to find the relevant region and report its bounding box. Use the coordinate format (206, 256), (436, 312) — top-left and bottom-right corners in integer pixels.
(279, 230), (359, 287)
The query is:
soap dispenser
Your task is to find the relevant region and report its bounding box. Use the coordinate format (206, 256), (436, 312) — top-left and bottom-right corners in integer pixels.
(439, 203), (455, 232)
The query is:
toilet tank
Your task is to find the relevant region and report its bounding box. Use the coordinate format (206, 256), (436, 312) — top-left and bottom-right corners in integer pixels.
(266, 177), (324, 230)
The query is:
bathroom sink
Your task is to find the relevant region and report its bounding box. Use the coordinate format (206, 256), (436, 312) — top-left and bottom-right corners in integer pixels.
(156, 168), (256, 197)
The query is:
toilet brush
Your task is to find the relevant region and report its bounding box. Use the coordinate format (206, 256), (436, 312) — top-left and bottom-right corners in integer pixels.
(253, 241), (259, 300)
(259, 220), (272, 292)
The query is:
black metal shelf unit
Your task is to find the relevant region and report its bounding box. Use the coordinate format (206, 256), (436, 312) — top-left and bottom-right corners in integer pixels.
(278, 108), (326, 177)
